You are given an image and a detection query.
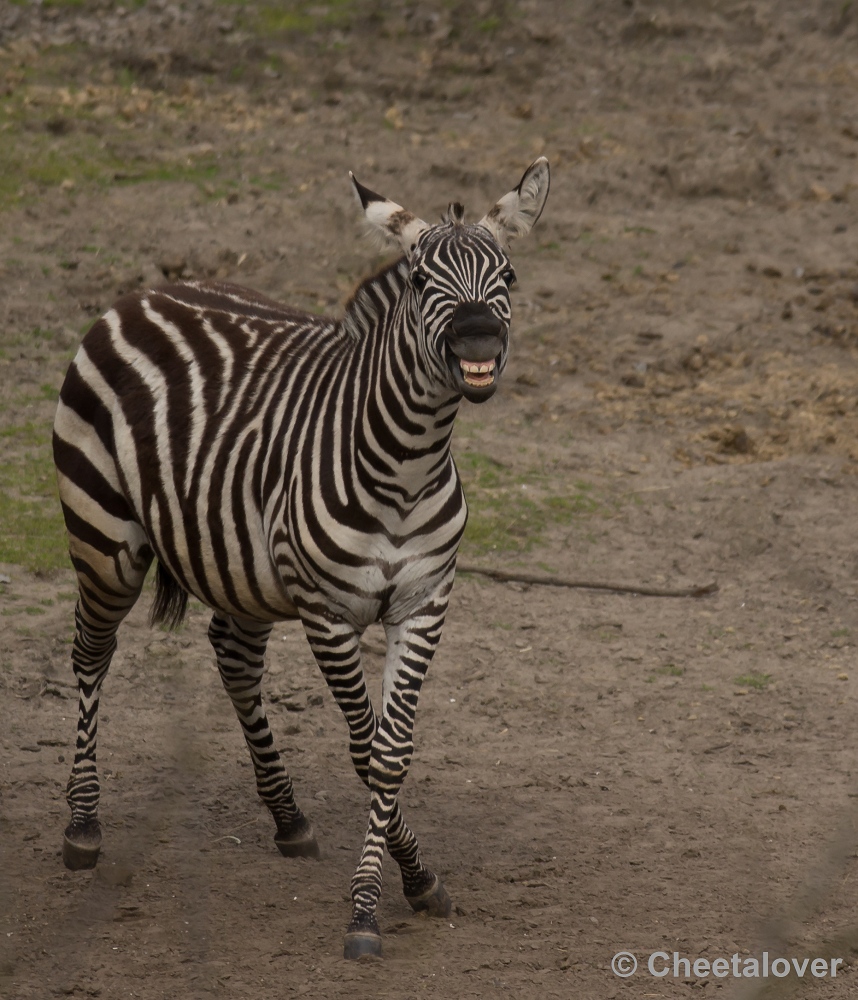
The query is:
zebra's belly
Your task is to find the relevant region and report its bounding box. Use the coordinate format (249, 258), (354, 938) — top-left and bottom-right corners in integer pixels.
(275, 526), (461, 631)
(148, 507), (301, 623)
(196, 560), (301, 623)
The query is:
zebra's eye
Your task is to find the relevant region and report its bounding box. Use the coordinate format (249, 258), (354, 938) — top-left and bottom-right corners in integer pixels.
(411, 271), (428, 292)
(501, 269), (516, 287)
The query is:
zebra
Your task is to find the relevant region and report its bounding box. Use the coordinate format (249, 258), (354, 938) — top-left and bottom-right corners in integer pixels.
(52, 157), (550, 959)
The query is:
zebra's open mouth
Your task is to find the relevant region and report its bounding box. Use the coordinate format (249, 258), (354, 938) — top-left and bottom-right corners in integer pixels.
(443, 304), (506, 401)
(460, 359), (496, 388)
(444, 344), (503, 401)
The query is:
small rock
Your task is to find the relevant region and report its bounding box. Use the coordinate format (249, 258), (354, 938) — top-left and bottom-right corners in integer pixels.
(158, 255), (187, 279)
(384, 106), (404, 130)
(808, 182), (832, 201)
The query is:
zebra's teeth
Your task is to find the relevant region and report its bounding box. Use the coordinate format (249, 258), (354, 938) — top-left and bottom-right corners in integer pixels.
(459, 359), (496, 374)
(459, 358), (496, 387)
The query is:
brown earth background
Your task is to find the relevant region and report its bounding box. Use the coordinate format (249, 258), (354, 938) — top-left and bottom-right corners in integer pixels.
(1, 1), (858, 998)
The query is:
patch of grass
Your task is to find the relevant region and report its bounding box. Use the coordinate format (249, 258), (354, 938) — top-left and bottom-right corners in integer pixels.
(478, 15), (501, 31)
(0, 91), (226, 211)
(734, 672), (772, 690)
(224, 0), (357, 34)
(0, 422), (67, 572)
(248, 172), (289, 192)
(456, 451), (607, 555)
(653, 663), (685, 677)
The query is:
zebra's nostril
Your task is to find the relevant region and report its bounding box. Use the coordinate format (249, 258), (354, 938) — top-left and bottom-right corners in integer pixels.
(445, 330), (503, 363)
(450, 301), (504, 340)
(446, 304), (505, 365)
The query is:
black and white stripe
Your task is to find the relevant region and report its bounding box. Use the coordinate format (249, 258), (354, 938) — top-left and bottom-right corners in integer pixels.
(53, 158), (549, 958)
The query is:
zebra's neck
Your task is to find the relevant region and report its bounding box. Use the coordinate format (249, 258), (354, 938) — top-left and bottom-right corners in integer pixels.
(342, 260), (461, 508)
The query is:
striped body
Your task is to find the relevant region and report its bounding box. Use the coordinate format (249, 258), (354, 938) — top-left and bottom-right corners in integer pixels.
(57, 273), (466, 628)
(52, 159), (550, 958)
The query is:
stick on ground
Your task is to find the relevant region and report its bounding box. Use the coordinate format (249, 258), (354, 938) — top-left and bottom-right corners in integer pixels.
(457, 564), (718, 598)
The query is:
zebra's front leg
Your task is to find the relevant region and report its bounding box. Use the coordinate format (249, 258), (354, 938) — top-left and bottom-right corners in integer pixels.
(302, 608), (450, 958)
(208, 614), (319, 858)
(341, 697), (450, 922)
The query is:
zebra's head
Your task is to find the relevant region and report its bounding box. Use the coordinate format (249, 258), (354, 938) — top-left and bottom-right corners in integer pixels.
(350, 158), (550, 403)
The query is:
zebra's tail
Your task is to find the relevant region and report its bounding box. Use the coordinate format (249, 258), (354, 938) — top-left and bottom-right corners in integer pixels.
(149, 561), (189, 630)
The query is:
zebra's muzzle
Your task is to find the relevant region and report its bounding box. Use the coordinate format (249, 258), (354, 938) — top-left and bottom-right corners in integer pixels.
(444, 302), (507, 401)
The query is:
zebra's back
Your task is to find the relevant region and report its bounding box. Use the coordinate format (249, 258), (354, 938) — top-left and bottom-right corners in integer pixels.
(54, 280), (343, 622)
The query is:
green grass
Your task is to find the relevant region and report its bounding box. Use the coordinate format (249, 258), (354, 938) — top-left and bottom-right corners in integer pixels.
(478, 15), (501, 32)
(734, 672), (772, 690)
(456, 451), (605, 555)
(0, 138), (224, 212)
(219, 0), (357, 34)
(0, 422), (67, 572)
(654, 664), (685, 677)
(0, 78), (226, 212)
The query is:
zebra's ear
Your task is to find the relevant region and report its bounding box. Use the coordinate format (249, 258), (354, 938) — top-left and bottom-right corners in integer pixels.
(478, 157), (550, 244)
(350, 172), (429, 255)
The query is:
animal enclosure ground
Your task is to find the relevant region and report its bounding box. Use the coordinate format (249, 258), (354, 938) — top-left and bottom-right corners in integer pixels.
(1, 1), (858, 997)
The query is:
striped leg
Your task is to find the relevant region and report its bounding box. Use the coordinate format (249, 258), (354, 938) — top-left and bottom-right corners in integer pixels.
(208, 614), (319, 858)
(64, 561), (150, 869)
(301, 605), (451, 958)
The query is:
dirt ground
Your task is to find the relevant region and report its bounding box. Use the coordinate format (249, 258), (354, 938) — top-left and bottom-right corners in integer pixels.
(2, 1), (858, 997)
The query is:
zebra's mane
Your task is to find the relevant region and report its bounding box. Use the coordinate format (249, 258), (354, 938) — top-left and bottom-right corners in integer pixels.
(340, 256), (410, 342)
(444, 202), (465, 224)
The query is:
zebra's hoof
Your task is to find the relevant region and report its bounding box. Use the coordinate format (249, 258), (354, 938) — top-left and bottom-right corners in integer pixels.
(62, 821), (102, 871)
(274, 822), (321, 859)
(405, 874), (452, 918)
(343, 928), (382, 960)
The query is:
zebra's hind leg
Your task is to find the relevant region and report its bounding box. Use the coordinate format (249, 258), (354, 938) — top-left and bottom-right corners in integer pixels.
(208, 614), (320, 859)
(64, 553), (151, 870)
